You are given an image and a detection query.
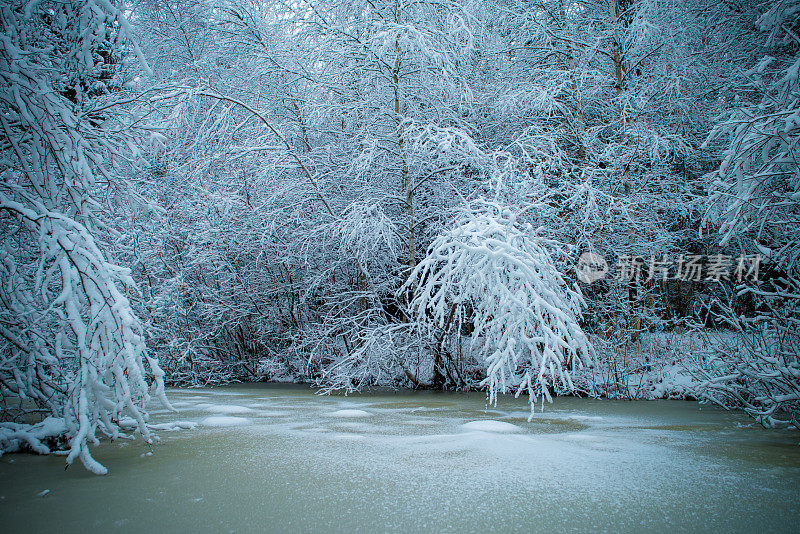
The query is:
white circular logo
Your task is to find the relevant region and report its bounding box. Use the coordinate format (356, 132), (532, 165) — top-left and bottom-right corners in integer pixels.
(576, 252), (608, 283)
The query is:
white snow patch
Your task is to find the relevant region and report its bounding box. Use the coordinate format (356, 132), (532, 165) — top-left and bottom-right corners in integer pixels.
(148, 421), (197, 431)
(328, 409), (371, 418)
(462, 420), (522, 433)
(246, 402), (275, 408)
(0, 417), (67, 455)
(200, 416), (249, 427)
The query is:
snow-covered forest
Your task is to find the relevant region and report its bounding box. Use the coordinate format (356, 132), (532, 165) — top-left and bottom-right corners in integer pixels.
(0, 0), (799, 474)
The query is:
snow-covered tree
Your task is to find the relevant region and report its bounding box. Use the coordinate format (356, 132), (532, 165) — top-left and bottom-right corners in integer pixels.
(0, 0), (170, 473)
(405, 196), (592, 407)
(700, 0), (800, 429)
(473, 0), (706, 348)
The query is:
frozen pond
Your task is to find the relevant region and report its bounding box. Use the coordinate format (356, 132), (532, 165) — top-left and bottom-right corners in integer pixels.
(1, 384), (799, 532)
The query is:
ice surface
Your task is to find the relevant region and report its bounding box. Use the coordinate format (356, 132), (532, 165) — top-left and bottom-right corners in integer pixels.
(331, 433), (367, 441)
(203, 404), (254, 414)
(462, 420), (522, 433)
(148, 421), (198, 431)
(3, 385), (800, 533)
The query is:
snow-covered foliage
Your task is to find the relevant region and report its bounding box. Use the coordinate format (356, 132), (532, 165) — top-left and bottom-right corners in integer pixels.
(575, 330), (711, 400)
(471, 0), (708, 349)
(705, 1), (800, 257)
(0, 0), (170, 473)
(700, 0), (800, 429)
(698, 318), (800, 429)
(405, 198), (592, 407)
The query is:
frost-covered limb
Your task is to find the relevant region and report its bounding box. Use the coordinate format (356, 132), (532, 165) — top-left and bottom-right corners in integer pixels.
(696, 317), (800, 429)
(404, 197), (593, 410)
(312, 321), (424, 394)
(699, 0), (800, 430)
(0, 417), (67, 456)
(0, 0), (171, 473)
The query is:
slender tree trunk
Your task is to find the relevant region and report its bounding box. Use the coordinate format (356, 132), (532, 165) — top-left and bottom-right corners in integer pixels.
(559, 0), (587, 160)
(609, 0), (625, 94)
(393, 39), (415, 269)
